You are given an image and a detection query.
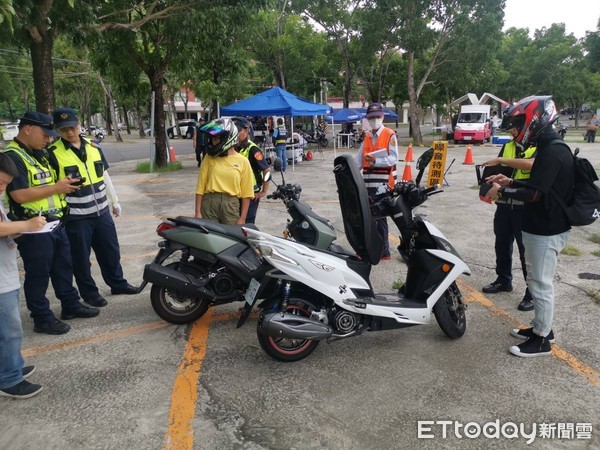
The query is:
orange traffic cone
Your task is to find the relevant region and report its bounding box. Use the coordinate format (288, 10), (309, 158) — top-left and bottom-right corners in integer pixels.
(169, 146), (177, 163)
(403, 143), (414, 162)
(463, 144), (474, 165)
(401, 161), (413, 181)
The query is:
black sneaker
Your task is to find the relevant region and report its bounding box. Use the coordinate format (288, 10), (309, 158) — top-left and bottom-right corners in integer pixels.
(22, 366), (35, 380)
(110, 283), (139, 295)
(0, 380), (43, 399)
(482, 281), (513, 294)
(509, 334), (552, 357)
(511, 327), (555, 343)
(60, 305), (100, 320)
(33, 319), (71, 335)
(84, 295), (108, 307)
(517, 290), (534, 311)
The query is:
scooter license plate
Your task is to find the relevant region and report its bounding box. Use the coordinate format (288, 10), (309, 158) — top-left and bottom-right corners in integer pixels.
(245, 278), (261, 305)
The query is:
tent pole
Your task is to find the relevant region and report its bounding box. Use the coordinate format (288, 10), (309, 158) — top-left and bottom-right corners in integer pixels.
(291, 116), (295, 171)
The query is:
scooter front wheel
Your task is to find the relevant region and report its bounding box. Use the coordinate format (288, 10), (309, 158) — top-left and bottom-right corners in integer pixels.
(257, 299), (320, 362)
(150, 262), (210, 324)
(433, 283), (466, 338)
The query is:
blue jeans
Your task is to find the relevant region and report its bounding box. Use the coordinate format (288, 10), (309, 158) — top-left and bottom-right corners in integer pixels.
(0, 289), (25, 389)
(275, 144), (287, 172)
(522, 231), (570, 337)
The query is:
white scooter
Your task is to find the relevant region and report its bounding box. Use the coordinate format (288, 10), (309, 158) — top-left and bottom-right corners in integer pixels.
(239, 152), (471, 362)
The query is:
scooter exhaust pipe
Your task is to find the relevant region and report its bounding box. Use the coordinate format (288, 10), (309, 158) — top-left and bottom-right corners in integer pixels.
(258, 312), (333, 340)
(143, 263), (213, 298)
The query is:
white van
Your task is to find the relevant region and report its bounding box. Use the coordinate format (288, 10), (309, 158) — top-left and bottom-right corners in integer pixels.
(453, 105), (492, 144)
(1, 124), (19, 142)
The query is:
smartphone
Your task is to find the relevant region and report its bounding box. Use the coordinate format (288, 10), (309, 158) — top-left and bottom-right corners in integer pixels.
(73, 177), (86, 186)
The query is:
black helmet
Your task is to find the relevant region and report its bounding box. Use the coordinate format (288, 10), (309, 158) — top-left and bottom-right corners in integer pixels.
(198, 118), (238, 157)
(506, 95), (558, 147)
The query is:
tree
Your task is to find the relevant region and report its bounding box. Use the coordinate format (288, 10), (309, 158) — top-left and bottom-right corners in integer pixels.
(383, 0), (505, 145)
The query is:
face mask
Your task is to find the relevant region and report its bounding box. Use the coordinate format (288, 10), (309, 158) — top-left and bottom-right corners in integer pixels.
(368, 118), (383, 130)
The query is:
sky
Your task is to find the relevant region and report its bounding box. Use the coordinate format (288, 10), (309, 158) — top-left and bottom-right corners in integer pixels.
(503, 0), (599, 39)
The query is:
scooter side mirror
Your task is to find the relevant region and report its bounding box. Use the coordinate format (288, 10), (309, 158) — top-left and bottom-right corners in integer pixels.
(414, 147), (434, 186)
(263, 171), (271, 183)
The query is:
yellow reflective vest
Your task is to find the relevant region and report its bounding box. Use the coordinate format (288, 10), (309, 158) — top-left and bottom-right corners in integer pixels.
(501, 140), (536, 180)
(3, 141), (66, 218)
(49, 138), (108, 218)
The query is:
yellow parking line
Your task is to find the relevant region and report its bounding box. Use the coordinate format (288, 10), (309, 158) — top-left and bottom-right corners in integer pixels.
(163, 308), (214, 450)
(458, 280), (600, 389)
(22, 321), (170, 357)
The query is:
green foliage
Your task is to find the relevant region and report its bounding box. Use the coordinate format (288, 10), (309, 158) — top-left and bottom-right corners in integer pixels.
(589, 234), (600, 244)
(561, 245), (582, 256)
(592, 250), (600, 258)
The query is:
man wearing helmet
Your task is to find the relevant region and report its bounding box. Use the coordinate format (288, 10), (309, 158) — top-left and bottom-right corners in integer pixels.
(485, 95), (574, 358)
(194, 118), (254, 225)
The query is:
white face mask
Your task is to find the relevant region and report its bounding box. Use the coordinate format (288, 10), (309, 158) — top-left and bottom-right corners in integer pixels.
(368, 118), (383, 130)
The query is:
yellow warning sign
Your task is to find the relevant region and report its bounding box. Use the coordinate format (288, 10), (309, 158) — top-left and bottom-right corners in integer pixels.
(426, 141), (448, 188)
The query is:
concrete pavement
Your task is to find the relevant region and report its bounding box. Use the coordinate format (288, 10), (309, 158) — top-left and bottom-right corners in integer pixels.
(1, 140), (599, 449)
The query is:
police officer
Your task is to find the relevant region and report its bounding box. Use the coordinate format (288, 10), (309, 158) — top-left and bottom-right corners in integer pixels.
(481, 112), (537, 311)
(232, 117), (271, 224)
(355, 103), (398, 260)
(272, 118), (288, 172)
(4, 112), (99, 335)
(48, 108), (137, 308)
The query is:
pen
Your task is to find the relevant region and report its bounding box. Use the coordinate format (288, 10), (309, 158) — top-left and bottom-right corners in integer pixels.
(38, 210), (42, 217)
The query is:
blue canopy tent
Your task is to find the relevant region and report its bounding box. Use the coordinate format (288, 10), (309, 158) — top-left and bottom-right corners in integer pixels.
(324, 108), (364, 123)
(357, 108), (399, 120)
(221, 86), (330, 117)
(221, 87), (331, 169)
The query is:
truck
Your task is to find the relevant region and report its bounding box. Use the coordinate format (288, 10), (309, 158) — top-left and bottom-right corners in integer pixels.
(453, 104), (492, 145)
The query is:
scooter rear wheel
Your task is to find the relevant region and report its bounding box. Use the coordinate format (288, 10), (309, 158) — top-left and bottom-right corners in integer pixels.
(257, 299), (320, 362)
(150, 262), (210, 324)
(433, 283), (466, 338)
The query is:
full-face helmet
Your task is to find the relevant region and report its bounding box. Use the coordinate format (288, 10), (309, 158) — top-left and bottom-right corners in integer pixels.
(505, 95), (558, 147)
(198, 118), (238, 157)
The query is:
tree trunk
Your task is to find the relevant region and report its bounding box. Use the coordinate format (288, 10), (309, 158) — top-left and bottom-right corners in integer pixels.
(151, 76), (168, 167)
(122, 105), (131, 134)
(30, 35), (55, 113)
(343, 61), (352, 108)
(135, 98), (146, 138)
(406, 52), (423, 145)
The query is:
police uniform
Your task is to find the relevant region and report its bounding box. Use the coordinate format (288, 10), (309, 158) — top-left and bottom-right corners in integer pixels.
(238, 139), (270, 224)
(490, 141), (537, 296)
(49, 108), (134, 306)
(4, 137), (84, 329)
(272, 122), (288, 172)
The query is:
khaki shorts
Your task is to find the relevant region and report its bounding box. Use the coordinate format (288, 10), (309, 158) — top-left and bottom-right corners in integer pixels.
(201, 192), (240, 225)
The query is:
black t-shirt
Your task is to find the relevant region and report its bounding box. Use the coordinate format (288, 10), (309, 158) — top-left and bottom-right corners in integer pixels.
(521, 133), (574, 235)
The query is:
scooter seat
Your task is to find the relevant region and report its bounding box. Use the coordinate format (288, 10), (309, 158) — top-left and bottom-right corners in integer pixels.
(170, 216), (258, 241)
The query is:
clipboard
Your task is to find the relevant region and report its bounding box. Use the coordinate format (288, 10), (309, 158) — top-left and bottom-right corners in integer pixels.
(21, 221), (61, 234)
(369, 148), (389, 159)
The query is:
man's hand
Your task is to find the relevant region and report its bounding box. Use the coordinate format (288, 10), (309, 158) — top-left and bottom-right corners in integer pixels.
(364, 153), (376, 165)
(255, 191), (267, 201)
(112, 203), (122, 217)
(25, 216), (47, 232)
(485, 174), (511, 186)
(56, 177), (81, 194)
(485, 183), (502, 202)
(482, 158), (499, 167)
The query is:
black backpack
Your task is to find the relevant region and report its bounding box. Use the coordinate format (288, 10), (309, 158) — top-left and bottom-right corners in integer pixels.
(550, 144), (600, 227)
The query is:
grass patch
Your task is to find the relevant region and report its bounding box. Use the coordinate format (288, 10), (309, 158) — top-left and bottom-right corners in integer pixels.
(587, 289), (600, 305)
(592, 250), (600, 258)
(136, 161), (183, 173)
(589, 234), (600, 244)
(561, 245), (582, 256)
(392, 280), (405, 290)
